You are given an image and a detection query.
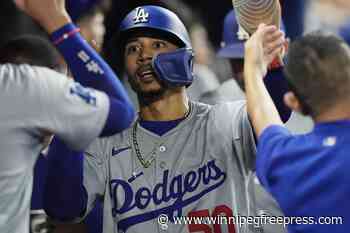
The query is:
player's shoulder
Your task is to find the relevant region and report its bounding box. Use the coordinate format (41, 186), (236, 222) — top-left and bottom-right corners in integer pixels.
(0, 64), (32, 83)
(193, 100), (246, 113)
(209, 100), (246, 119)
(0, 63), (65, 87)
(191, 100), (246, 123)
(0, 63), (57, 77)
(191, 101), (247, 135)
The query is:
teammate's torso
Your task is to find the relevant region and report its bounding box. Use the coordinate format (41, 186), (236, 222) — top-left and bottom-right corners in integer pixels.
(266, 122), (350, 233)
(0, 64), (45, 233)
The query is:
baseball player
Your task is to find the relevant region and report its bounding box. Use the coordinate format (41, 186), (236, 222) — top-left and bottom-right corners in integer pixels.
(1, 35), (66, 233)
(0, 0), (135, 232)
(44, 5), (291, 233)
(0, 35), (104, 233)
(244, 25), (350, 233)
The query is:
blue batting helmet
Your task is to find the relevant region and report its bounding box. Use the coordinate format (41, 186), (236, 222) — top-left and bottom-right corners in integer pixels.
(217, 9), (285, 59)
(118, 5), (192, 49)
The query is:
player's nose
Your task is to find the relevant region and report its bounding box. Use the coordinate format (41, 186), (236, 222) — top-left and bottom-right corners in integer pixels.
(137, 46), (154, 64)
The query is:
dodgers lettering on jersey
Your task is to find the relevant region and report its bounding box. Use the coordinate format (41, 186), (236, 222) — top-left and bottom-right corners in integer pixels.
(82, 101), (285, 233)
(111, 160), (226, 231)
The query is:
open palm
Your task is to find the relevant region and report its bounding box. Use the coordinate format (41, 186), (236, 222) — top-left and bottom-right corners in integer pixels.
(14, 0), (69, 33)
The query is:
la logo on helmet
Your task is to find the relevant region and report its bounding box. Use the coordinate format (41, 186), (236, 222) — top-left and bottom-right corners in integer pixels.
(133, 7), (150, 24)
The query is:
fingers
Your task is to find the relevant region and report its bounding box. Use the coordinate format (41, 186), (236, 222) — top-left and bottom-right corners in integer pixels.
(244, 23), (285, 70)
(257, 23), (278, 39)
(264, 41), (284, 65)
(265, 30), (284, 44)
(257, 24), (285, 59)
(264, 35), (285, 54)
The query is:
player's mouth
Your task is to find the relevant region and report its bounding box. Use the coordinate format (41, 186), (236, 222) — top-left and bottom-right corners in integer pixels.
(136, 65), (157, 83)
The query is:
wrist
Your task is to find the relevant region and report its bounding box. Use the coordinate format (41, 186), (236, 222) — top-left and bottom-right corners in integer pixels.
(50, 23), (80, 47)
(245, 61), (265, 78)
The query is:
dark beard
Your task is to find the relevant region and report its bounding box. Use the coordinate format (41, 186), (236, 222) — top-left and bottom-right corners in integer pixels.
(137, 88), (167, 106)
(128, 75), (170, 106)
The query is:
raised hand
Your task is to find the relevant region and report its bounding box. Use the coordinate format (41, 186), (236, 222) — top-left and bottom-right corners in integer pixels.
(244, 24), (285, 79)
(14, 0), (71, 33)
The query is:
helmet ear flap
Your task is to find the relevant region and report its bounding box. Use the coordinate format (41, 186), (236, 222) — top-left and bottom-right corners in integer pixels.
(152, 48), (195, 87)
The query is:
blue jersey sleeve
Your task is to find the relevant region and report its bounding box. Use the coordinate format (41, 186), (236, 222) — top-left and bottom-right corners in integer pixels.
(256, 125), (292, 190)
(44, 137), (88, 221)
(84, 200), (103, 233)
(50, 23), (135, 136)
(264, 67), (292, 123)
(31, 154), (48, 210)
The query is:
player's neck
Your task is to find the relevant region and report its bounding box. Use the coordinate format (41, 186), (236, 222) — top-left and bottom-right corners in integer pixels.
(314, 100), (350, 123)
(139, 90), (189, 121)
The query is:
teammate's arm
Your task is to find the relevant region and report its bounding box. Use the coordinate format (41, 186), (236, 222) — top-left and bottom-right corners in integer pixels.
(259, 0), (304, 123)
(15, 0), (135, 139)
(48, 22), (136, 136)
(44, 137), (87, 221)
(244, 24), (285, 137)
(44, 137), (105, 222)
(263, 67), (291, 123)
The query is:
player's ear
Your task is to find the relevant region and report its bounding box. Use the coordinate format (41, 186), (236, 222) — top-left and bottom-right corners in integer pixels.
(284, 91), (302, 113)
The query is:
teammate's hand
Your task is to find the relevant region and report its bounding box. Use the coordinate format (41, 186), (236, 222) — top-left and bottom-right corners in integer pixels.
(14, 0), (71, 33)
(244, 24), (285, 78)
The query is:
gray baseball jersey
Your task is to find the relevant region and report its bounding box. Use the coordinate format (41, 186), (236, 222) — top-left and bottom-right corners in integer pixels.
(0, 64), (109, 233)
(82, 101), (286, 233)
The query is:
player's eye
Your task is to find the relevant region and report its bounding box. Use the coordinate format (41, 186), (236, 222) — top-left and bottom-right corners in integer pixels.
(126, 44), (141, 55)
(153, 41), (167, 49)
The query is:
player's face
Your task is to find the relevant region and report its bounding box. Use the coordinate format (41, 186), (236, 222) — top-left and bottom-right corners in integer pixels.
(229, 59), (245, 91)
(124, 36), (178, 96)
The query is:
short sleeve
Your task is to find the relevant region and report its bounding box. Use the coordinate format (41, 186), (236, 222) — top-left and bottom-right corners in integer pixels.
(31, 66), (110, 151)
(256, 125), (291, 189)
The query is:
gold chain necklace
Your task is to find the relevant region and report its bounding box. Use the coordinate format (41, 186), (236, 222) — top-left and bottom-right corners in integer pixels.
(132, 104), (192, 168)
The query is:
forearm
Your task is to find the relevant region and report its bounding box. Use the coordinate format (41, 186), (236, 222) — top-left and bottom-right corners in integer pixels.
(50, 23), (135, 135)
(16, 1), (135, 134)
(44, 137), (87, 221)
(245, 66), (283, 137)
(264, 67), (291, 122)
(50, 23), (129, 101)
